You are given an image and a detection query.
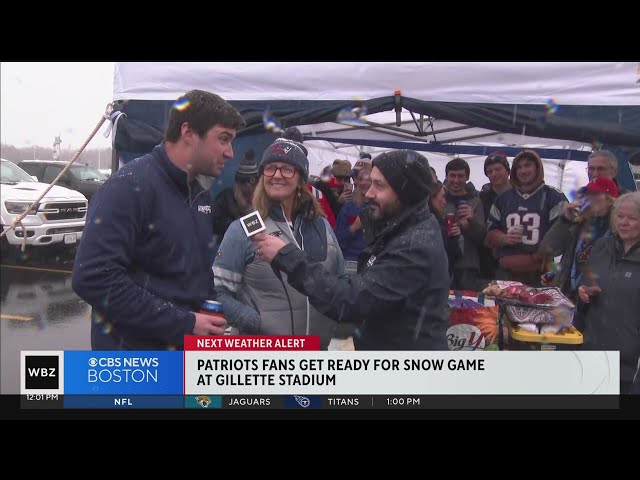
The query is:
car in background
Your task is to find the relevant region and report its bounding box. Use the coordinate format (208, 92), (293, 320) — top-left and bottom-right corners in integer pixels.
(1, 159), (87, 258)
(18, 160), (107, 204)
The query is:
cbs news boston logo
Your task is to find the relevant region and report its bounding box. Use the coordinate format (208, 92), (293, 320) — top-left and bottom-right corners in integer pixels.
(20, 351), (65, 395)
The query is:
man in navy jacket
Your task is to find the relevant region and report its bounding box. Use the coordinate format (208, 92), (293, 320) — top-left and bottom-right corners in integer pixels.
(72, 90), (245, 350)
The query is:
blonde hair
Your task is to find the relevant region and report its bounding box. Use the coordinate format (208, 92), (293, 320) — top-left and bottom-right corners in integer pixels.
(611, 192), (640, 234)
(252, 175), (325, 221)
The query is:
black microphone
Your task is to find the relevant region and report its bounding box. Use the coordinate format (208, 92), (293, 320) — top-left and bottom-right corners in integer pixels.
(240, 211), (294, 333)
(239, 210), (282, 279)
(394, 89), (402, 127)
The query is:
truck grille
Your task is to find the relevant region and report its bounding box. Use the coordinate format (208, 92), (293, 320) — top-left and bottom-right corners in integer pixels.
(46, 226), (85, 235)
(40, 201), (87, 220)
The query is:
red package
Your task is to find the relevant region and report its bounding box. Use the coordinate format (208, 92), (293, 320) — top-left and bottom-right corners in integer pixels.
(518, 290), (535, 302)
(529, 293), (554, 304)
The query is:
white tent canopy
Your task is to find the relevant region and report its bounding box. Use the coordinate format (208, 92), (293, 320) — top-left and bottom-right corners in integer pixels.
(113, 62), (639, 105)
(111, 62), (639, 194)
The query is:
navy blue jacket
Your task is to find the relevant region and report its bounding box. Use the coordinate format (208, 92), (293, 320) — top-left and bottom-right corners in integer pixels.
(334, 199), (367, 261)
(72, 144), (217, 350)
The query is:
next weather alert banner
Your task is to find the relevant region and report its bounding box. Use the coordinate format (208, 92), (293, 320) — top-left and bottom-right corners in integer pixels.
(21, 337), (620, 396)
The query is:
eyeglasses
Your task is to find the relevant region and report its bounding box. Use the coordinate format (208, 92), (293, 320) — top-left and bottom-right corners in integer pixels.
(586, 166), (610, 174)
(263, 164), (297, 179)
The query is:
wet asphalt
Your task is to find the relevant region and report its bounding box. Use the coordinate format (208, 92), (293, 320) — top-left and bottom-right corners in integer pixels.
(1, 245), (90, 394)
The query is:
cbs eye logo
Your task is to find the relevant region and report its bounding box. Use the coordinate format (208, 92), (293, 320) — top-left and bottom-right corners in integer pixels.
(88, 358), (98, 367)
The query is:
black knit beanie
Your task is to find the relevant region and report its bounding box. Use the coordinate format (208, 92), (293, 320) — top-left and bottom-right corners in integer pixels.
(372, 150), (433, 206)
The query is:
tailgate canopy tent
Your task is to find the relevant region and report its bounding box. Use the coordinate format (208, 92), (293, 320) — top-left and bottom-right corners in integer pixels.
(111, 62), (640, 194)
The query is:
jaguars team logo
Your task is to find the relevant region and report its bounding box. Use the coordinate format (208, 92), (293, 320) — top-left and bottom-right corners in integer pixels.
(197, 396), (212, 408)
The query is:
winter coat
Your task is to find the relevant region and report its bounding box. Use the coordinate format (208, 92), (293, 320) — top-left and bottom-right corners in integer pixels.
(478, 183), (510, 280)
(72, 143), (215, 350)
(334, 199), (367, 261)
(539, 212), (612, 299)
(443, 184), (486, 274)
(214, 201), (345, 348)
(307, 183), (336, 227)
(271, 200), (450, 350)
(580, 236), (640, 385)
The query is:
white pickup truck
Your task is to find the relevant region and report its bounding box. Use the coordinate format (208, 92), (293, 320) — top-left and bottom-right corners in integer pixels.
(1, 159), (88, 257)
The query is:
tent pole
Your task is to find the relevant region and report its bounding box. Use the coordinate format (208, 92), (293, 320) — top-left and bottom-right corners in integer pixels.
(557, 160), (567, 191)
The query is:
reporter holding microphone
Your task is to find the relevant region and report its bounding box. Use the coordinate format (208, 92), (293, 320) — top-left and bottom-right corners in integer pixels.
(252, 150), (450, 351)
(212, 136), (346, 349)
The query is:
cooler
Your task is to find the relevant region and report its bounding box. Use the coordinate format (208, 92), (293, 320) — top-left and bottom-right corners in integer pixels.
(504, 316), (583, 350)
(488, 284), (579, 351)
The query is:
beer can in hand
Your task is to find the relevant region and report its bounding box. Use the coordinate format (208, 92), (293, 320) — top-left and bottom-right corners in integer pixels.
(200, 300), (231, 335)
(445, 213), (459, 237)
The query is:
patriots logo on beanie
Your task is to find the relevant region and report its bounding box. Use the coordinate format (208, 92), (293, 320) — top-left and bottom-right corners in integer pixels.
(272, 144), (292, 155)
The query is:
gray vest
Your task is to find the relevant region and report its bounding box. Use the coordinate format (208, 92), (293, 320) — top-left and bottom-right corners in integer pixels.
(237, 215), (340, 346)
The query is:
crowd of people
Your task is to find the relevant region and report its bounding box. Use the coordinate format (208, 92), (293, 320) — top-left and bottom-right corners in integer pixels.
(71, 89), (639, 393)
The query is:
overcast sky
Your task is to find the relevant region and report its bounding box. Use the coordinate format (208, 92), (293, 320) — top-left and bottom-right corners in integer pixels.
(1, 62), (115, 150)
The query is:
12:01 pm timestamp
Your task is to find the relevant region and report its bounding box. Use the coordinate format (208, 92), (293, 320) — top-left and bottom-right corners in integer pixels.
(25, 394), (59, 401)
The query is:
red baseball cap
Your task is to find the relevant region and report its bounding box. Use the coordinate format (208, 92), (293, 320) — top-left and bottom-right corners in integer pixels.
(584, 177), (619, 197)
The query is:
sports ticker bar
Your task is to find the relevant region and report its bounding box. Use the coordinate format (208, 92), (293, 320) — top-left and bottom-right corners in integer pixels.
(19, 395), (619, 410)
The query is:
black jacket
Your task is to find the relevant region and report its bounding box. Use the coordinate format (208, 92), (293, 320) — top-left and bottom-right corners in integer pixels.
(212, 187), (251, 238)
(478, 183), (508, 280)
(581, 236), (640, 384)
(272, 201), (450, 350)
(72, 144), (216, 350)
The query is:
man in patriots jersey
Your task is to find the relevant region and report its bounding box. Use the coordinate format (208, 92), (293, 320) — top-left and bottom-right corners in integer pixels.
(485, 149), (567, 286)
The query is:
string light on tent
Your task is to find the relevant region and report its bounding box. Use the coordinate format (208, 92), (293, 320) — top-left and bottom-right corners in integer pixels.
(262, 110), (283, 134)
(336, 104), (368, 126)
(545, 98), (559, 115)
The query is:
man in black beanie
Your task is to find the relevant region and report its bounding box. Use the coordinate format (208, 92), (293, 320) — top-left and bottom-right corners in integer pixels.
(252, 149), (450, 351)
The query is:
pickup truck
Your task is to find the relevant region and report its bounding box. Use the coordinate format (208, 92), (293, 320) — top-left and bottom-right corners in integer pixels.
(1, 159), (88, 258)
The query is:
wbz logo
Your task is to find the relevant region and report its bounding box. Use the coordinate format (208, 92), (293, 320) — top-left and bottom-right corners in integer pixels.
(25, 356), (58, 389)
(21, 351), (64, 393)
